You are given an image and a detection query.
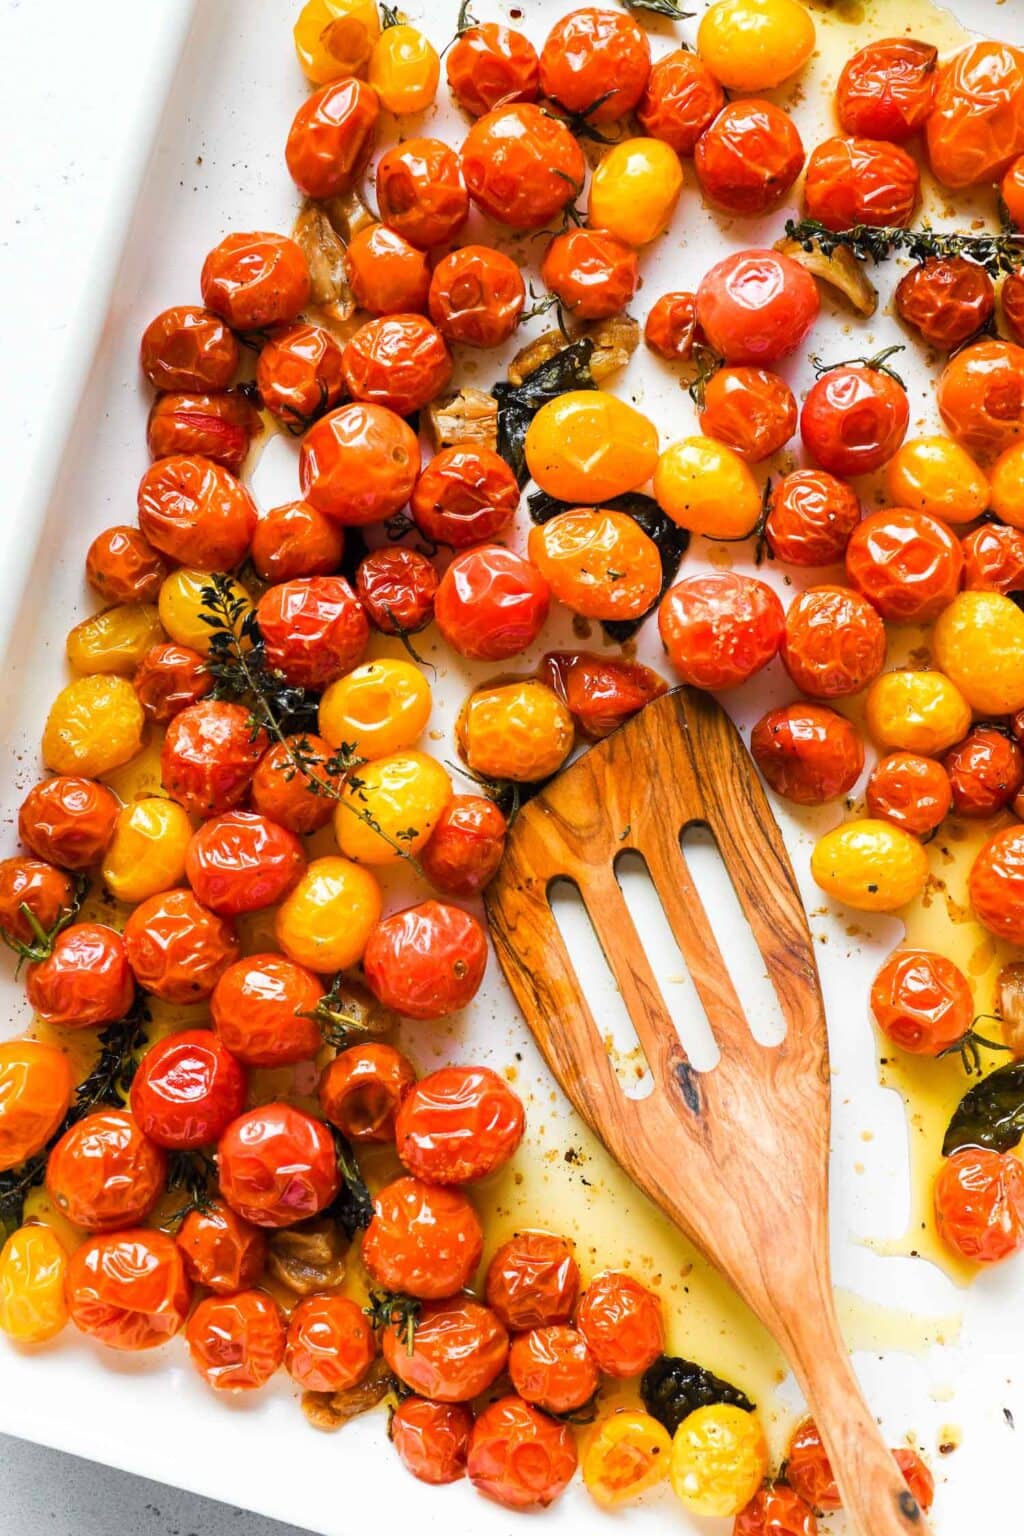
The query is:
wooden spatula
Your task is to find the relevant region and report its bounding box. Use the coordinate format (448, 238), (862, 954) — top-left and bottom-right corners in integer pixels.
(485, 686), (932, 1536)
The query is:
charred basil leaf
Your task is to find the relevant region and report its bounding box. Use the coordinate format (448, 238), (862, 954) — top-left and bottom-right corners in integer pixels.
(641, 1354), (755, 1435)
(943, 1061), (1024, 1156)
(494, 338), (596, 487)
(625, 0), (695, 17)
(327, 1127), (374, 1238)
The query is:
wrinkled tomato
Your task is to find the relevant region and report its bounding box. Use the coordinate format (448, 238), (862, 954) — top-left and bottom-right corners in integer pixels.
(970, 826), (1024, 946)
(937, 338), (1024, 461)
(255, 322), (345, 426)
(695, 100), (804, 216)
(644, 291), (698, 362)
(699, 367), (797, 462)
(134, 642), (212, 723)
(637, 48), (724, 155)
(845, 508), (963, 624)
(0, 857), (76, 948)
(285, 77), (379, 200)
(66, 1229), (191, 1351)
(0, 1040), (73, 1171)
(801, 360), (910, 477)
(781, 587), (887, 699)
(162, 701), (269, 818)
(391, 1397), (473, 1485)
(395, 1065), (524, 1184)
(200, 231), (310, 332)
(130, 1029), (247, 1149)
(866, 752), (952, 836)
(576, 1270), (663, 1377)
(26, 923), (134, 1029)
(375, 137), (469, 250)
(299, 396), (424, 525)
(837, 38), (938, 141)
(538, 8), (649, 125)
(765, 470), (860, 566)
(211, 952), (323, 1067)
(146, 391), (262, 476)
(468, 1395), (577, 1510)
(140, 305), (240, 394)
(411, 446), (518, 549)
(19, 776), (119, 871)
(541, 228), (638, 321)
(218, 1102), (340, 1228)
(184, 810), (306, 917)
(355, 547), (438, 634)
(870, 949), (974, 1055)
(361, 1175), (483, 1299)
(319, 1041), (416, 1143)
(944, 727), (1024, 818)
(251, 501), (344, 583)
(285, 1293), (376, 1393)
(961, 523), (1024, 594)
(659, 573), (785, 691)
(177, 1199), (268, 1295)
(734, 1484), (819, 1536)
(46, 1109), (166, 1231)
(935, 1147), (1024, 1263)
(250, 733), (343, 835)
(137, 454), (257, 570)
(343, 224), (431, 317)
(122, 887), (239, 1002)
(256, 575), (369, 689)
(428, 245), (525, 348)
(751, 703), (864, 806)
(485, 1230), (579, 1331)
(895, 258), (995, 352)
(363, 900), (488, 1020)
(421, 795), (508, 895)
(540, 650), (666, 741)
(529, 508), (661, 622)
(509, 1325), (599, 1415)
(341, 314), (452, 418)
(926, 41), (1024, 189)
(804, 135), (919, 230)
(461, 103), (586, 231)
(384, 1296), (508, 1401)
(187, 1289), (286, 1391)
(786, 1420), (841, 1513)
(86, 525), (168, 606)
(435, 545), (549, 661)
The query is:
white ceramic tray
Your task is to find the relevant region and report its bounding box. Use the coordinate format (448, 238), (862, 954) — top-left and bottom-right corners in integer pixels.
(0, 0), (1021, 1530)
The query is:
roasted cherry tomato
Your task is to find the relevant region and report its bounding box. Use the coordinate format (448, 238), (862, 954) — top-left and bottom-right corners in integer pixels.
(46, 1109), (166, 1231)
(695, 100), (804, 215)
(946, 727), (1024, 818)
(185, 811), (305, 916)
(140, 306), (239, 393)
(485, 1231), (579, 1331)
(255, 322), (345, 426)
(363, 900), (486, 1020)
(837, 37), (937, 141)
(697, 0), (815, 92)
(936, 339), (1024, 461)
(293, 0), (381, 87)
(131, 1029), (247, 1150)
(0, 1041), (73, 1171)
(866, 669), (971, 756)
(158, 568), (253, 657)
(577, 1271), (663, 1378)
(990, 442), (1024, 528)
(276, 855), (382, 973)
(885, 436), (989, 526)
(343, 224), (431, 318)
(765, 471), (860, 566)
(526, 391), (659, 503)
(926, 41), (1024, 189)
(540, 650), (666, 741)
(865, 752), (952, 836)
(65, 603), (163, 679)
(334, 750), (450, 865)
(320, 659), (431, 762)
(659, 573), (784, 691)
(19, 776), (119, 871)
(211, 953), (322, 1067)
(0, 1223), (69, 1344)
(670, 1403), (769, 1518)
(146, 391), (262, 476)
(583, 1410), (672, 1507)
(285, 77), (379, 200)
(637, 48), (724, 155)
(804, 135), (919, 230)
(421, 795), (507, 895)
(384, 1295), (508, 1401)
(587, 137), (683, 247)
(26, 923), (134, 1030)
(802, 359), (910, 477)
(42, 675), (144, 779)
(251, 501), (344, 584)
(645, 292), (698, 362)
(134, 642), (212, 724)
(177, 1200), (267, 1294)
(395, 1065), (524, 1184)
(845, 508), (963, 624)
(161, 700), (269, 818)
(200, 231), (310, 331)
(696, 249), (819, 366)
(66, 1229), (191, 1351)
(751, 703), (863, 806)
(435, 545), (549, 661)
(0, 857), (75, 949)
(895, 258), (995, 351)
(411, 446), (518, 548)
(300, 403), (420, 526)
(250, 733), (342, 835)
(468, 1395), (577, 1511)
(935, 1147), (1024, 1264)
(218, 1103), (340, 1228)
(734, 1484), (818, 1535)
(785, 1420), (840, 1512)
(539, 8), (649, 124)
(871, 949), (974, 1056)
(86, 525), (168, 606)
(355, 548), (438, 638)
(510, 1325), (598, 1414)
(933, 589), (1024, 716)
(102, 798), (192, 905)
(256, 576), (369, 689)
(461, 104), (586, 231)
(368, 21), (439, 114)
(391, 1397), (473, 1485)
(137, 453), (257, 570)
(375, 137), (469, 249)
(122, 887), (239, 1003)
(457, 679), (574, 782)
(540, 228), (639, 322)
(1004, 273), (1024, 345)
(361, 1175), (483, 1298)
(699, 367), (797, 462)
(341, 314), (452, 418)
(529, 508), (661, 621)
(319, 1042), (416, 1143)
(286, 1293), (376, 1392)
(781, 586), (886, 699)
(1003, 155), (1024, 228)
(894, 1450), (934, 1513)
(961, 523), (1024, 594)
(446, 22), (539, 117)
(428, 245), (525, 348)
(811, 819), (928, 912)
(187, 1289), (286, 1391)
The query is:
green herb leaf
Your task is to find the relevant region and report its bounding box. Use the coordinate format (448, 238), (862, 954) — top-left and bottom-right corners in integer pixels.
(625, 0), (695, 16)
(785, 218), (1024, 277)
(327, 1128), (374, 1238)
(943, 1061), (1024, 1156)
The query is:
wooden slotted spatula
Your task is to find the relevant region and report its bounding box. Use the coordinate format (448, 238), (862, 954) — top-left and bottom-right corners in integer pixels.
(485, 686), (932, 1536)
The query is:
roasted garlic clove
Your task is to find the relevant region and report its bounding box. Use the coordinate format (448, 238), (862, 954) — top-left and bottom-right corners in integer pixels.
(426, 387), (500, 451)
(774, 235), (878, 318)
(267, 1218), (348, 1295)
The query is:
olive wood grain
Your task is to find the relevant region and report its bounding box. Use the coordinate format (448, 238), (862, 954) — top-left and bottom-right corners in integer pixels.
(485, 687), (932, 1536)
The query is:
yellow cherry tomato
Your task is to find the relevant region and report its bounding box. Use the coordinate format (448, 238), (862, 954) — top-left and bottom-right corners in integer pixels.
(811, 819), (928, 912)
(66, 604), (164, 675)
(335, 751), (451, 864)
(158, 567), (253, 656)
(276, 855), (383, 973)
(0, 1224), (69, 1344)
(368, 22), (439, 114)
(42, 674), (145, 778)
(294, 0), (380, 84)
(584, 1411), (672, 1507)
(865, 670), (972, 756)
(588, 138), (683, 247)
(885, 436), (989, 526)
(654, 436), (761, 539)
(319, 659), (431, 761)
(988, 442), (1024, 529)
(457, 680), (575, 783)
(698, 0), (816, 91)
(102, 797), (193, 903)
(0, 1042), (73, 1172)
(669, 1405), (769, 1518)
(933, 590), (1024, 715)
(525, 391), (659, 503)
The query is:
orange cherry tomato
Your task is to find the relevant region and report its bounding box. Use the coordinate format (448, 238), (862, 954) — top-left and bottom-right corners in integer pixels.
(185, 811), (305, 916)
(137, 454), (257, 570)
(0, 857), (75, 948)
(46, 1110), (166, 1231)
(461, 104), (586, 231)
(485, 1231), (579, 1331)
(695, 100), (804, 215)
(895, 258), (995, 352)
(200, 231), (310, 331)
(361, 1175), (483, 1299)
(391, 1397), (473, 1484)
(528, 508), (661, 622)
(696, 249), (819, 366)
(122, 887), (240, 1003)
(251, 501), (344, 584)
(141, 306), (239, 393)
(285, 77), (379, 199)
(427, 245), (525, 348)
(893, 1449), (934, 1513)
(300, 404), (422, 527)
(375, 137), (469, 249)
(319, 1041), (417, 1143)
(539, 8), (649, 125)
(865, 752), (952, 836)
(134, 642), (212, 723)
(447, 19), (538, 117)
(435, 546), (549, 661)
(343, 224), (431, 317)
(161, 700), (269, 818)
(66, 1229), (191, 1350)
(383, 1295), (508, 1400)
(0, 1041), (73, 1171)
(19, 776), (119, 871)
(971, 826), (1024, 946)
(131, 1029), (247, 1149)
(844, 508), (963, 624)
(926, 41), (1024, 189)
(935, 1147), (1024, 1264)
(645, 291), (698, 362)
(837, 38), (938, 142)
(765, 470), (860, 566)
(256, 575), (369, 689)
(1003, 155), (1024, 228)
(285, 1293), (376, 1392)
(804, 135), (919, 230)
(26, 923), (135, 1029)
(146, 391), (262, 476)
(699, 367), (797, 462)
(176, 1200), (267, 1294)
(211, 953), (323, 1068)
(468, 1395), (577, 1510)
(187, 1289), (286, 1391)
(341, 314), (452, 417)
(801, 361), (910, 478)
(870, 949), (973, 1056)
(945, 727), (1024, 818)
(637, 48), (724, 155)
(539, 650), (667, 740)
(781, 587), (886, 699)
(751, 703), (864, 806)
(218, 1103), (340, 1228)
(786, 1420), (841, 1512)
(86, 525), (168, 606)
(540, 228), (638, 321)
(363, 900), (488, 1020)
(250, 733), (343, 835)
(421, 795), (508, 895)
(577, 1271), (663, 1378)
(255, 323), (345, 426)
(394, 1065), (524, 1184)
(734, 1484), (818, 1535)
(659, 573), (785, 691)
(962, 520), (1024, 594)
(411, 446), (518, 548)
(937, 339), (1024, 461)
(510, 1324), (599, 1414)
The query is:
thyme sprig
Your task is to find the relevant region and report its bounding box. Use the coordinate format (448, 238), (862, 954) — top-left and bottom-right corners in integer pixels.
(365, 1289), (422, 1355)
(785, 218), (1024, 277)
(0, 872), (88, 973)
(302, 974), (379, 1049)
(0, 1153), (48, 1242)
(810, 343), (907, 386)
(162, 1149), (218, 1230)
(625, 0), (694, 15)
(327, 1127), (374, 1239)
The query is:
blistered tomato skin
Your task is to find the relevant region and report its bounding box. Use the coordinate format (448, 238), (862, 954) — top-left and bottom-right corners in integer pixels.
(66, 1229), (192, 1351)
(0, 1224), (69, 1344)
(200, 231), (311, 332)
(865, 670), (971, 756)
(538, 8), (650, 125)
(86, 525), (168, 607)
(319, 659), (432, 761)
(766, 471), (860, 566)
(810, 820), (928, 913)
(141, 306), (240, 393)
(285, 77), (379, 200)
(255, 322), (346, 424)
(218, 1103), (340, 1229)
(990, 443), (1024, 528)
(342, 314), (453, 417)
(66, 604), (164, 678)
(187, 1290), (286, 1391)
(251, 501), (344, 584)
(529, 509), (661, 621)
(319, 1042), (416, 1143)
(344, 224), (431, 318)
(509, 1325), (598, 1416)
(697, 0), (815, 92)
(462, 105), (586, 231)
(251, 734), (341, 836)
(256, 576), (369, 690)
(296, 0), (382, 91)
(19, 776), (119, 871)
(185, 811), (305, 916)
(447, 22), (538, 117)
(870, 949), (973, 1056)
(392, 1397), (473, 1485)
(468, 1396), (578, 1510)
(866, 752), (952, 836)
(211, 954), (323, 1068)
(588, 138), (683, 247)
(934, 590), (1024, 715)
(158, 570), (253, 658)
(411, 446), (519, 548)
(435, 546), (549, 661)
(895, 258), (995, 352)
(696, 250), (819, 366)
(457, 681), (574, 783)
(936, 339), (1024, 461)
(46, 1110), (166, 1232)
(781, 587), (886, 700)
(0, 858), (76, 948)
(146, 391), (262, 476)
(844, 508), (963, 625)
(734, 1484), (819, 1535)
(935, 1148), (1024, 1264)
(970, 826), (1024, 946)
(384, 1296), (509, 1401)
(645, 292), (698, 362)
(361, 1175), (483, 1299)
(659, 573), (785, 692)
(577, 1271), (663, 1378)
(356, 547), (438, 634)
(638, 49), (724, 155)
(885, 436), (989, 526)
(285, 1294), (376, 1393)
(161, 701), (269, 818)
(375, 137), (469, 249)
(962, 524), (1024, 595)
(485, 1231), (579, 1331)
(428, 245), (525, 349)
(363, 901), (487, 1020)
(656, 433), (765, 540)
(395, 1066), (524, 1185)
(122, 888), (240, 1004)
(945, 728), (1024, 819)
(26, 924), (135, 1030)
(926, 41), (1024, 189)
(695, 101), (804, 216)
(0, 1042), (73, 1172)
(786, 1420), (841, 1513)
(540, 229), (638, 322)
(750, 704), (864, 806)
(176, 1201), (267, 1295)
(669, 1404), (769, 1518)
(275, 856), (383, 974)
(526, 392), (659, 504)
(540, 651), (667, 741)
(421, 796), (508, 896)
(837, 38), (938, 141)
(102, 797), (192, 905)
(42, 675), (145, 779)
(698, 368), (797, 463)
(335, 751), (451, 865)
(804, 136), (920, 231)
(131, 1030), (247, 1150)
(134, 643), (212, 724)
(138, 454), (257, 570)
(801, 363), (909, 478)
(299, 403), (420, 526)
(584, 1411), (672, 1507)
(368, 23), (440, 115)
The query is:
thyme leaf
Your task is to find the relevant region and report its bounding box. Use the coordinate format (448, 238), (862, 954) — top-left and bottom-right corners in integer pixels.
(365, 1289), (422, 1354)
(162, 1149), (218, 1230)
(785, 218), (1024, 277)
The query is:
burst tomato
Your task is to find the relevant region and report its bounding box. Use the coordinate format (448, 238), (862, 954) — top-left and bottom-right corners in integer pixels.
(895, 258), (995, 352)
(446, 22), (539, 118)
(844, 508), (963, 624)
(395, 1065), (524, 1184)
(319, 1042), (416, 1143)
(870, 949), (974, 1056)
(699, 367), (797, 462)
(161, 701), (269, 817)
(644, 292), (698, 362)
(485, 1231), (579, 1331)
(894, 1450), (934, 1513)
(131, 1029), (247, 1150)
(781, 587), (886, 699)
(285, 77), (379, 199)
(935, 1147), (1024, 1264)
(211, 953), (323, 1067)
(66, 1229), (191, 1351)
(936, 339), (1024, 461)
(46, 1110), (166, 1231)
(391, 1397), (473, 1485)
(285, 1294), (376, 1393)
(300, 403), (420, 526)
(251, 501), (344, 584)
(146, 391), (262, 476)
(804, 135), (919, 230)
(375, 137), (469, 249)
(19, 776), (119, 871)
(361, 1175), (483, 1298)
(637, 48), (724, 155)
(187, 1289), (286, 1391)
(786, 1420), (841, 1513)
(177, 1200), (267, 1294)
(659, 573), (784, 691)
(765, 470), (860, 566)
(427, 245), (525, 348)
(435, 545), (549, 661)
(411, 446), (519, 548)
(538, 8), (649, 125)
(510, 1325), (599, 1414)
(801, 360), (909, 477)
(0, 1041), (73, 1171)
(926, 41), (1024, 189)
(255, 323), (345, 426)
(962, 523), (1024, 594)
(837, 38), (938, 141)
(341, 314), (452, 417)
(734, 1484), (819, 1535)
(250, 733), (343, 835)
(140, 306), (240, 393)
(695, 101), (804, 216)
(865, 752), (951, 836)
(137, 454), (257, 570)
(343, 224), (431, 317)
(363, 901), (487, 1021)
(256, 576), (369, 689)
(185, 811), (305, 916)
(26, 923), (134, 1029)
(421, 795), (508, 895)
(384, 1296), (508, 1400)
(134, 643), (212, 723)
(750, 703), (864, 806)
(200, 231), (310, 331)
(529, 508), (661, 621)
(696, 249), (819, 366)
(461, 103), (586, 231)
(218, 1103), (340, 1228)
(86, 525), (168, 606)
(468, 1396), (577, 1510)
(122, 887), (239, 1003)
(355, 549), (437, 638)
(945, 727), (1024, 818)
(576, 1271), (663, 1377)
(0, 857), (75, 948)
(540, 650), (666, 740)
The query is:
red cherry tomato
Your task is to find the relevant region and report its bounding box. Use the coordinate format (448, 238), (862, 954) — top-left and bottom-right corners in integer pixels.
(299, 404), (420, 526)
(699, 367), (797, 462)
(251, 501), (345, 584)
(751, 703), (864, 806)
(428, 245), (526, 348)
(786, 1420), (841, 1513)
(844, 508), (963, 624)
(509, 1324), (599, 1414)
(781, 587), (886, 699)
(644, 291), (698, 362)
(395, 1065), (524, 1184)
(26, 923), (135, 1029)
(185, 811), (305, 916)
(177, 1200), (268, 1294)
(86, 525), (168, 606)
(870, 949), (974, 1055)
(391, 1397), (473, 1485)
(218, 1102), (340, 1228)
(895, 258), (995, 352)
(766, 470), (861, 566)
(804, 136), (919, 230)
(696, 250), (819, 366)
(361, 1175), (483, 1299)
(319, 1041), (417, 1142)
(926, 41), (1024, 190)
(540, 228), (639, 321)
(538, 8), (650, 125)
(19, 776), (119, 871)
(383, 1296), (508, 1400)
(66, 1229), (191, 1351)
(944, 727), (1024, 818)
(343, 224), (431, 318)
(375, 137), (469, 250)
(0, 857), (76, 948)
(146, 391), (262, 476)
(658, 573), (785, 691)
(961, 523), (1024, 594)
(421, 795), (508, 895)
(576, 1270), (663, 1377)
(801, 361), (910, 477)
(200, 231), (310, 331)
(865, 752), (952, 836)
(285, 1293), (376, 1392)
(285, 77), (379, 200)
(211, 953), (323, 1067)
(363, 900), (488, 1020)
(485, 1231), (580, 1331)
(1005, 274), (1024, 347)
(734, 1485), (818, 1535)
(46, 1110), (166, 1231)
(355, 547), (438, 634)
(341, 314), (452, 417)
(137, 454), (257, 569)
(468, 1395), (577, 1510)
(539, 650), (667, 740)
(161, 700), (269, 817)
(837, 38), (938, 142)
(637, 48), (724, 155)
(970, 826), (1024, 946)
(435, 545), (549, 661)
(461, 104), (586, 231)
(893, 1449), (934, 1514)
(250, 733), (343, 835)
(186, 1289), (286, 1391)
(131, 1029), (247, 1149)
(255, 323), (346, 426)
(935, 1147), (1024, 1264)
(134, 643), (213, 724)
(256, 576), (369, 689)
(122, 887), (240, 1003)
(411, 447), (519, 549)
(446, 23), (539, 119)
(140, 306), (239, 394)
(695, 100), (804, 216)
(936, 339), (1024, 461)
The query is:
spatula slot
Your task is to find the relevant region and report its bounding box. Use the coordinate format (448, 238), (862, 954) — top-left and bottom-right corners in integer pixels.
(548, 876), (655, 1100)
